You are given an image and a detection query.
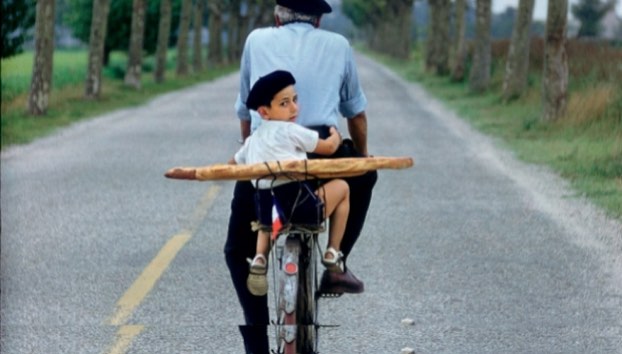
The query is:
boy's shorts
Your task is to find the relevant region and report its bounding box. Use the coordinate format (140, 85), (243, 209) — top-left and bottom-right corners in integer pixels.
(255, 181), (324, 229)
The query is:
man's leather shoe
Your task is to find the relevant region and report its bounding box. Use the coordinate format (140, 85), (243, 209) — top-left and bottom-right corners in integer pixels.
(318, 268), (364, 295)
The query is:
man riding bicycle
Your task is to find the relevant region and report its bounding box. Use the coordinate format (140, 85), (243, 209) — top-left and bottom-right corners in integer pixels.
(224, 1), (378, 352)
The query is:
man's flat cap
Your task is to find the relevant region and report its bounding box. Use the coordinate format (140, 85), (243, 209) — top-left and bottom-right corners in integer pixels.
(276, 0), (332, 15)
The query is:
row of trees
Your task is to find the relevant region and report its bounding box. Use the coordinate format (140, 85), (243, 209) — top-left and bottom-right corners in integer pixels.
(340, 0), (572, 121)
(424, 0), (569, 121)
(342, 0), (414, 58)
(344, 0), (620, 121)
(26, 0), (275, 115)
(19, 0), (612, 119)
(571, 0), (618, 37)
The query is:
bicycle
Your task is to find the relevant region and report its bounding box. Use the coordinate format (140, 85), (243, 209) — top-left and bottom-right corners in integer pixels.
(254, 174), (327, 354)
(165, 156), (414, 354)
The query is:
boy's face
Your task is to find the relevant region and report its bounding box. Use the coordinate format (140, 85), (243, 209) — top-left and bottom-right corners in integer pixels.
(259, 85), (299, 122)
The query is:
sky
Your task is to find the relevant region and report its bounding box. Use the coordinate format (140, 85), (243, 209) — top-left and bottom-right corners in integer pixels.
(492, 0), (622, 20)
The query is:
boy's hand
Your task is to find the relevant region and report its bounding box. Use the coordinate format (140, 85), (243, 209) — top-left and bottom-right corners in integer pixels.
(314, 126), (342, 156)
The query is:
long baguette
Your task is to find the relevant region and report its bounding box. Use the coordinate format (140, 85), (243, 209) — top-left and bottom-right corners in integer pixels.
(165, 156), (414, 181)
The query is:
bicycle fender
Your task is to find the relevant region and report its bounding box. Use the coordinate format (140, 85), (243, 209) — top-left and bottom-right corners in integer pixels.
(281, 238), (300, 314)
(280, 324), (297, 344)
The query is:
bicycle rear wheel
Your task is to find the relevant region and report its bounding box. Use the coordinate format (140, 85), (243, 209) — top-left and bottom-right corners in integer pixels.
(276, 233), (318, 354)
(295, 233), (318, 353)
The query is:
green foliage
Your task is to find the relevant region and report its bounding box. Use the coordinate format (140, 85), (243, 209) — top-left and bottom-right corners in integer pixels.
(1, 49), (180, 102)
(571, 0), (616, 37)
(1, 0), (36, 58)
(102, 50), (157, 79)
(342, 0), (386, 27)
(64, 0), (183, 56)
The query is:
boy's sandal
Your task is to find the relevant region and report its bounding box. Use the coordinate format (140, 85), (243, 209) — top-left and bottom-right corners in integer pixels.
(248, 254), (268, 274)
(321, 247), (343, 272)
(247, 254), (268, 296)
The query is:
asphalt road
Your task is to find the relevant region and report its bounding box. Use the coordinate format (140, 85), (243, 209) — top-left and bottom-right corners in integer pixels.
(2, 54), (621, 354)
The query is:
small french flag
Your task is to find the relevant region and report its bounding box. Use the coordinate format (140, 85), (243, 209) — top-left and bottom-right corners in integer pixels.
(271, 195), (284, 240)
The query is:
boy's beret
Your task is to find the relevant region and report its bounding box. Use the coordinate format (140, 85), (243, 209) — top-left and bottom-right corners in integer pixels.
(246, 70), (296, 111)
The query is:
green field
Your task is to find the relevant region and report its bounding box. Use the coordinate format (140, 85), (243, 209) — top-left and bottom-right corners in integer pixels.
(1, 50), (236, 147)
(2, 50), (89, 102)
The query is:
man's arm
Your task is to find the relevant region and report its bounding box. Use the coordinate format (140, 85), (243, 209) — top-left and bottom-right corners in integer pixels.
(347, 111), (369, 156)
(240, 120), (251, 141)
(235, 34), (252, 141)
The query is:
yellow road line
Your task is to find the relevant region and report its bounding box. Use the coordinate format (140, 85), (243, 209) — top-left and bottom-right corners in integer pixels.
(107, 231), (191, 326)
(106, 325), (144, 354)
(104, 184), (221, 353)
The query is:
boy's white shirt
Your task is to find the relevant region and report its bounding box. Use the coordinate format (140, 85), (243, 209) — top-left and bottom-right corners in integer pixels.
(234, 120), (319, 189)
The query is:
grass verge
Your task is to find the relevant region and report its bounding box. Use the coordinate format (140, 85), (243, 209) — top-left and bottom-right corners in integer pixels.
(365, 45), (621, 221)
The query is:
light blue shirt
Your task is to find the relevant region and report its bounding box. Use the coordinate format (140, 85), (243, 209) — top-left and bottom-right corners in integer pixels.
(235, 23), (367, 132)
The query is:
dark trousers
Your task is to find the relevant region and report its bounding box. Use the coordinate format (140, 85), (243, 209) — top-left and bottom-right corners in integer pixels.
(224, 135), (378, 353)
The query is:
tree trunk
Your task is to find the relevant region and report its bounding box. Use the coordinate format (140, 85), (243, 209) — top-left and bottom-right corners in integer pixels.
(376, 0), (412, 59)
(154, 0), (172, 83)
(502, 0), (535, 101)
(235, 1), (246, 60)
(85, 0), (110, 98)
(124, 0), (146, 89)
(542, 0), (569, 122)
(468, 0), (492, 93)
(28, 0), (56, 115)
(208, 1), (224, 66)
(240, 4), (250, 50)
(176, 0), (192, 76)
(368, 21), (381, 52)
(425, 0), (436, 71)
(192, 0), (205, 72)
(451, 0), (467, 81)
(227, 0), (241, 63)
(426, 0), (450, 75)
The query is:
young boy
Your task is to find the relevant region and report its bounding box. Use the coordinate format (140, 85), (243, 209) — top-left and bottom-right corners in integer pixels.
(229, 70), (350, 296)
